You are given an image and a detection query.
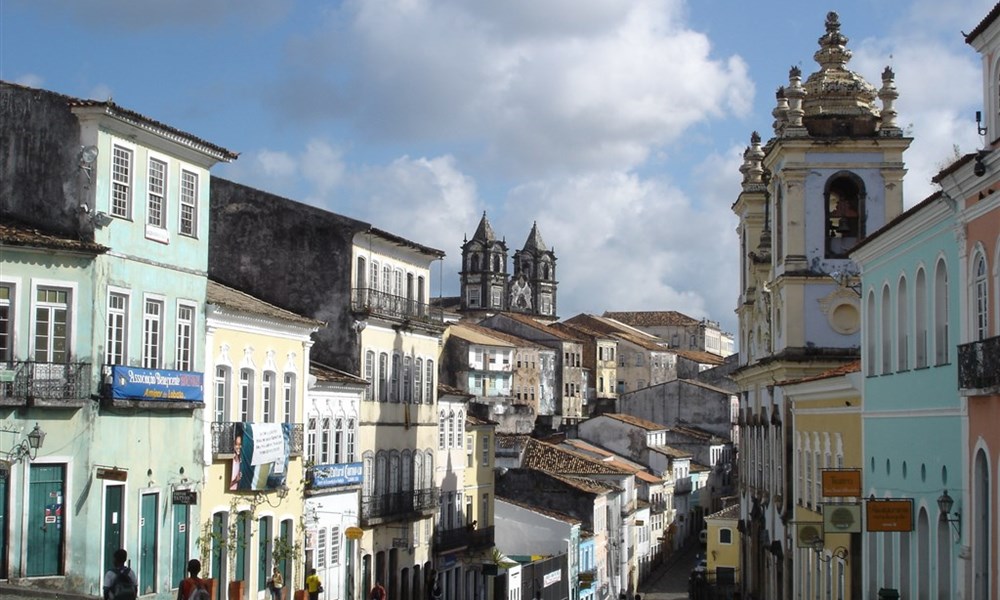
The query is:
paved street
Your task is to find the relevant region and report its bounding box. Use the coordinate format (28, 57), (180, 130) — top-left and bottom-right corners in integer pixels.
(636, 543), (701, 600)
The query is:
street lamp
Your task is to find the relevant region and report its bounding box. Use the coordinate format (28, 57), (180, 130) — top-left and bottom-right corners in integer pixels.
(937, 490), (961, 539)
(4, 423), (46, 465)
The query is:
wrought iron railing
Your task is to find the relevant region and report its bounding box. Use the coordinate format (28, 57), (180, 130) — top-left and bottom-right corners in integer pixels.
(0, 360), (92, 405)
(958, 335), (1000, 390)
(351, 288), (443, 324)
(361, 487), (439, 522)
(211, 421), (304, 457)
(433, 525), (494, 552)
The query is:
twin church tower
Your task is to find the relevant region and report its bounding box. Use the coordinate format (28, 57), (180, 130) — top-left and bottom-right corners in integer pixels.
(459, 212), (558, 321)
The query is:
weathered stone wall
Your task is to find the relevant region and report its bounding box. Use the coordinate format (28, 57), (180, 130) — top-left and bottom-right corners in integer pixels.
(209, 178), (367, 372)
(1, 83), (84, 236)
(619, 380), (733, 439)
(496, 468), (595, 530)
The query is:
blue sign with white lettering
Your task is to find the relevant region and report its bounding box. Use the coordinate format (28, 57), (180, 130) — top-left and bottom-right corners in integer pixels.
(110, 366), (204, 401)
(311, 462), (364, 488)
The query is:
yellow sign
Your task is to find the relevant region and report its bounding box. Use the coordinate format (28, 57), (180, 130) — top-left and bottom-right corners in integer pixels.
(345, 526), (364, 540)
(822, 469), (861, 497)
(866, 499), (913, 532)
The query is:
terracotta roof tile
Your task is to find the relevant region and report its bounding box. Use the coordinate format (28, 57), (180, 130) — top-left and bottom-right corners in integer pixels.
(674, 349), (725, 365)
(603, 413), (668, 431)
(777, 360), (861, 386)
(448, 323), (517, 347)
(602, 310), (700, 327)
(965, 2), (1000, 44)
(706, 504), (741, 520)
(208, 280), (325, 327)
(497, 312), (582, 342)
(0, 221), (109, 254)
(309, 362), (367, 385)
(521, 438), (629, 475)
(438, 383), (474, 399)
(564, 314), (666, 351)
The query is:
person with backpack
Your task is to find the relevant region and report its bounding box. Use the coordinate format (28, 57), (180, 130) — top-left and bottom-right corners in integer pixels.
(103, 548), (138, 600)
(178, 559), (210, 600)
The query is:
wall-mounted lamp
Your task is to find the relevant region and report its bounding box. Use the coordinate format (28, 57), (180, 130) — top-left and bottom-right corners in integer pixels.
(255, 485), (290, 509)
(79, 203), (114, 229)
(974, 150), (989, 177)
(815, 545), (849, 563)
(937, 489), (961, 539)
(976, 111), (988, 137)
(79, 145), (99, 181)
(4, 423), (47, 465)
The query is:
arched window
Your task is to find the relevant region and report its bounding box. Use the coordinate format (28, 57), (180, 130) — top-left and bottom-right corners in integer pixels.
(493, 254), (501, 272)
(470, 253), (480, 271)
(401, 450), (413, 493)
(915, 268), (928, 368)
(934, 259), (949, 365)
(973, 253), (989, 341)
(375, 451), (388, 495)
(543, 263), (550, 279)
(425, 360), (434, 403)
(973, 449), (990, 598)
(346, 418), (356, 462)
(415, 358), (423, 404)
(438, 411), (446, 450)
(414, 452), (424, 491)
(881, 285), (892, 374)
(897, 276), (908, 371)
(370, 261), (379, 292)
(378, 352), (389, 402)
(824, 173), (865, 258)
(362, 451), (374, 498)
(866, 290), (877, 375)
(389, 451), (400, 494)
(424, 450), (434, 488)
(390, 353), (401, 402)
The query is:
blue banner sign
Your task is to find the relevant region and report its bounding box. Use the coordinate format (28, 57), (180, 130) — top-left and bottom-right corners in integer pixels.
(311, 462), (364, 488)
(111, 366), (204, 401)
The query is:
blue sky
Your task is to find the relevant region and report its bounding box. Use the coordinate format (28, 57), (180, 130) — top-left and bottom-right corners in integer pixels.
(1, 0), (989, 336)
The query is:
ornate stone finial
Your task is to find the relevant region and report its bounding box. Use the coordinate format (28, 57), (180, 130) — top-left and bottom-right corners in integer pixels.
(751, 130), (761, 145)
(772, 87), (789, 136)
(801, 11), (878, 125)
(878, 64), (900, 132)
(790, 65), (801, 78)
(742, 132), (765, 189)
(814, 11), (851, 71)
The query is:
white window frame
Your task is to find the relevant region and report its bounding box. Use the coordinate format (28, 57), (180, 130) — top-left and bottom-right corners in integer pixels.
(282, 372), (296, 423)
(346, 418), (356, 462)
(0, 280), (14, 363)
(142, 295), (165, 369)
(239, 368), (254, 422)
(467, 287), (481, 308)
(31, 282), (75, 363)
(106, 288), (130, 367)
(146, 155), (168, 234)
(175, 301), (196, 371)
(179, 169), (199, 237)
(111, 143), (134, 219)
(973, 253), (989, 341)
(262, 371), (276, 422)
(214, 366), (230, 422)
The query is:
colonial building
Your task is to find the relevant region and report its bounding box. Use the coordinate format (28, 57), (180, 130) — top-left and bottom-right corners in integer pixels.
(209, 180), (446, 600)
(603, 311), (736, 358)
(202, 281), (320, 600)
(0, 81), (236, 594)
(550, 321), (619, 412)
(562, 314), (675, 395)
(460, 214), (558, 321)
(731, 12), (909, 599)
(948, 7), (1000, 599)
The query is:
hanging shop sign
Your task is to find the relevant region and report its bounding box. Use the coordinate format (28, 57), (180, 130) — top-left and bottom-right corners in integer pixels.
(866, 498), (913, 532)
(821, 469), (862, 497)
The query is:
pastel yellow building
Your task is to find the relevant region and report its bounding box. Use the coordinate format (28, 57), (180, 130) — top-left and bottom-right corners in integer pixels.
(705, 504), (740, 587)
(200, 281), (322, 599)
(782, 362), (863, 600)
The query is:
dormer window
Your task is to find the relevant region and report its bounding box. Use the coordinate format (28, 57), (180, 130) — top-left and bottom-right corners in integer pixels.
(824, 172), (865, 258)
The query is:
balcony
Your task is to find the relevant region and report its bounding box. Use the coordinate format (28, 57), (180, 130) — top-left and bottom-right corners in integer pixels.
(649, 500), (667, 514)
(361, 487), (438, 525)
(434, 525), (495, 553)
(958, 335), (1000, 391)
(351, 288), (443, 327)
(210, 421), (304, 458)
(0, 360), (92, 407)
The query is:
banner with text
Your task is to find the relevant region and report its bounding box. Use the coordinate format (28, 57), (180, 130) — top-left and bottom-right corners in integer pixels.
(111, 366), (204, 402)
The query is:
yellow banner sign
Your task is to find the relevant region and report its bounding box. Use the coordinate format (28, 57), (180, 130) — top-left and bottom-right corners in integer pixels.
(866, 499), (913, 532)
(822, 469), (861, 497)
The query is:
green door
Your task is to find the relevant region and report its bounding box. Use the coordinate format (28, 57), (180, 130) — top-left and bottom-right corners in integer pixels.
(211, 513), (225, 600)
(27, 464), (64, 576)
(172, 504), (190, 587)
(278, 519), (291, 587)
(139, 493), (159, 594)
(103, 485), (124, 576)
(235, 511), (248, 582)
(257, 516), (271, 592)
(0, 470), (8, 579)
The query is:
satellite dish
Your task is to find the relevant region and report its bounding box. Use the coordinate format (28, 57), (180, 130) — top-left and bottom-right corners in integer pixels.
(80, 145), (99, 164)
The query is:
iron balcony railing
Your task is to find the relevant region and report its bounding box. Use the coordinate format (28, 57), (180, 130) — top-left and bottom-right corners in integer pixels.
(351, 288), (443, 324)
(958, 335), (1000, 390)
(361, 487), (439, 523)
(0, 360), (92, 406)
(433, 525), (495, 553)
(210, 421), (304, 457)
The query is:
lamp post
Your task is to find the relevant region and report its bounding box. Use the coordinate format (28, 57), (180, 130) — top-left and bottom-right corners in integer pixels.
(3, 422), (46, 466)
(937, 490), (961, 540)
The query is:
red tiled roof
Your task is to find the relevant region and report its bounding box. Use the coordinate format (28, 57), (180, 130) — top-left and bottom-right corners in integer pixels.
(310, 362), (367, 385)
(208, 280), (325, 327)
(602, 413), (668, 431)
(965, 2), (1000, 44)
(603, 310), (700, 327)
(777, 360), (861, 386)
(564, 314), (666, 351)
(521, 438), (629, 475)
(0, 221), (109, 254)
(498, 312), (582, 342)
(674, 349), (725, 365)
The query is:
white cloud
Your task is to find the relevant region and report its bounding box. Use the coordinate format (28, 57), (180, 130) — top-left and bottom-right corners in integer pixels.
(14, 73), (44, 88)
(272, 0), (753, 177)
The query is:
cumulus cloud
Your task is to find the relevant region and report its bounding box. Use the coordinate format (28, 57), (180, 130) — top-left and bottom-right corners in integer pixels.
(269, 0), (753, 177)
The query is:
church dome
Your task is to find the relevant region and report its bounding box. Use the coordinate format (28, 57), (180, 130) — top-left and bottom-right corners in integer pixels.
(801, 12), (880, 137)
